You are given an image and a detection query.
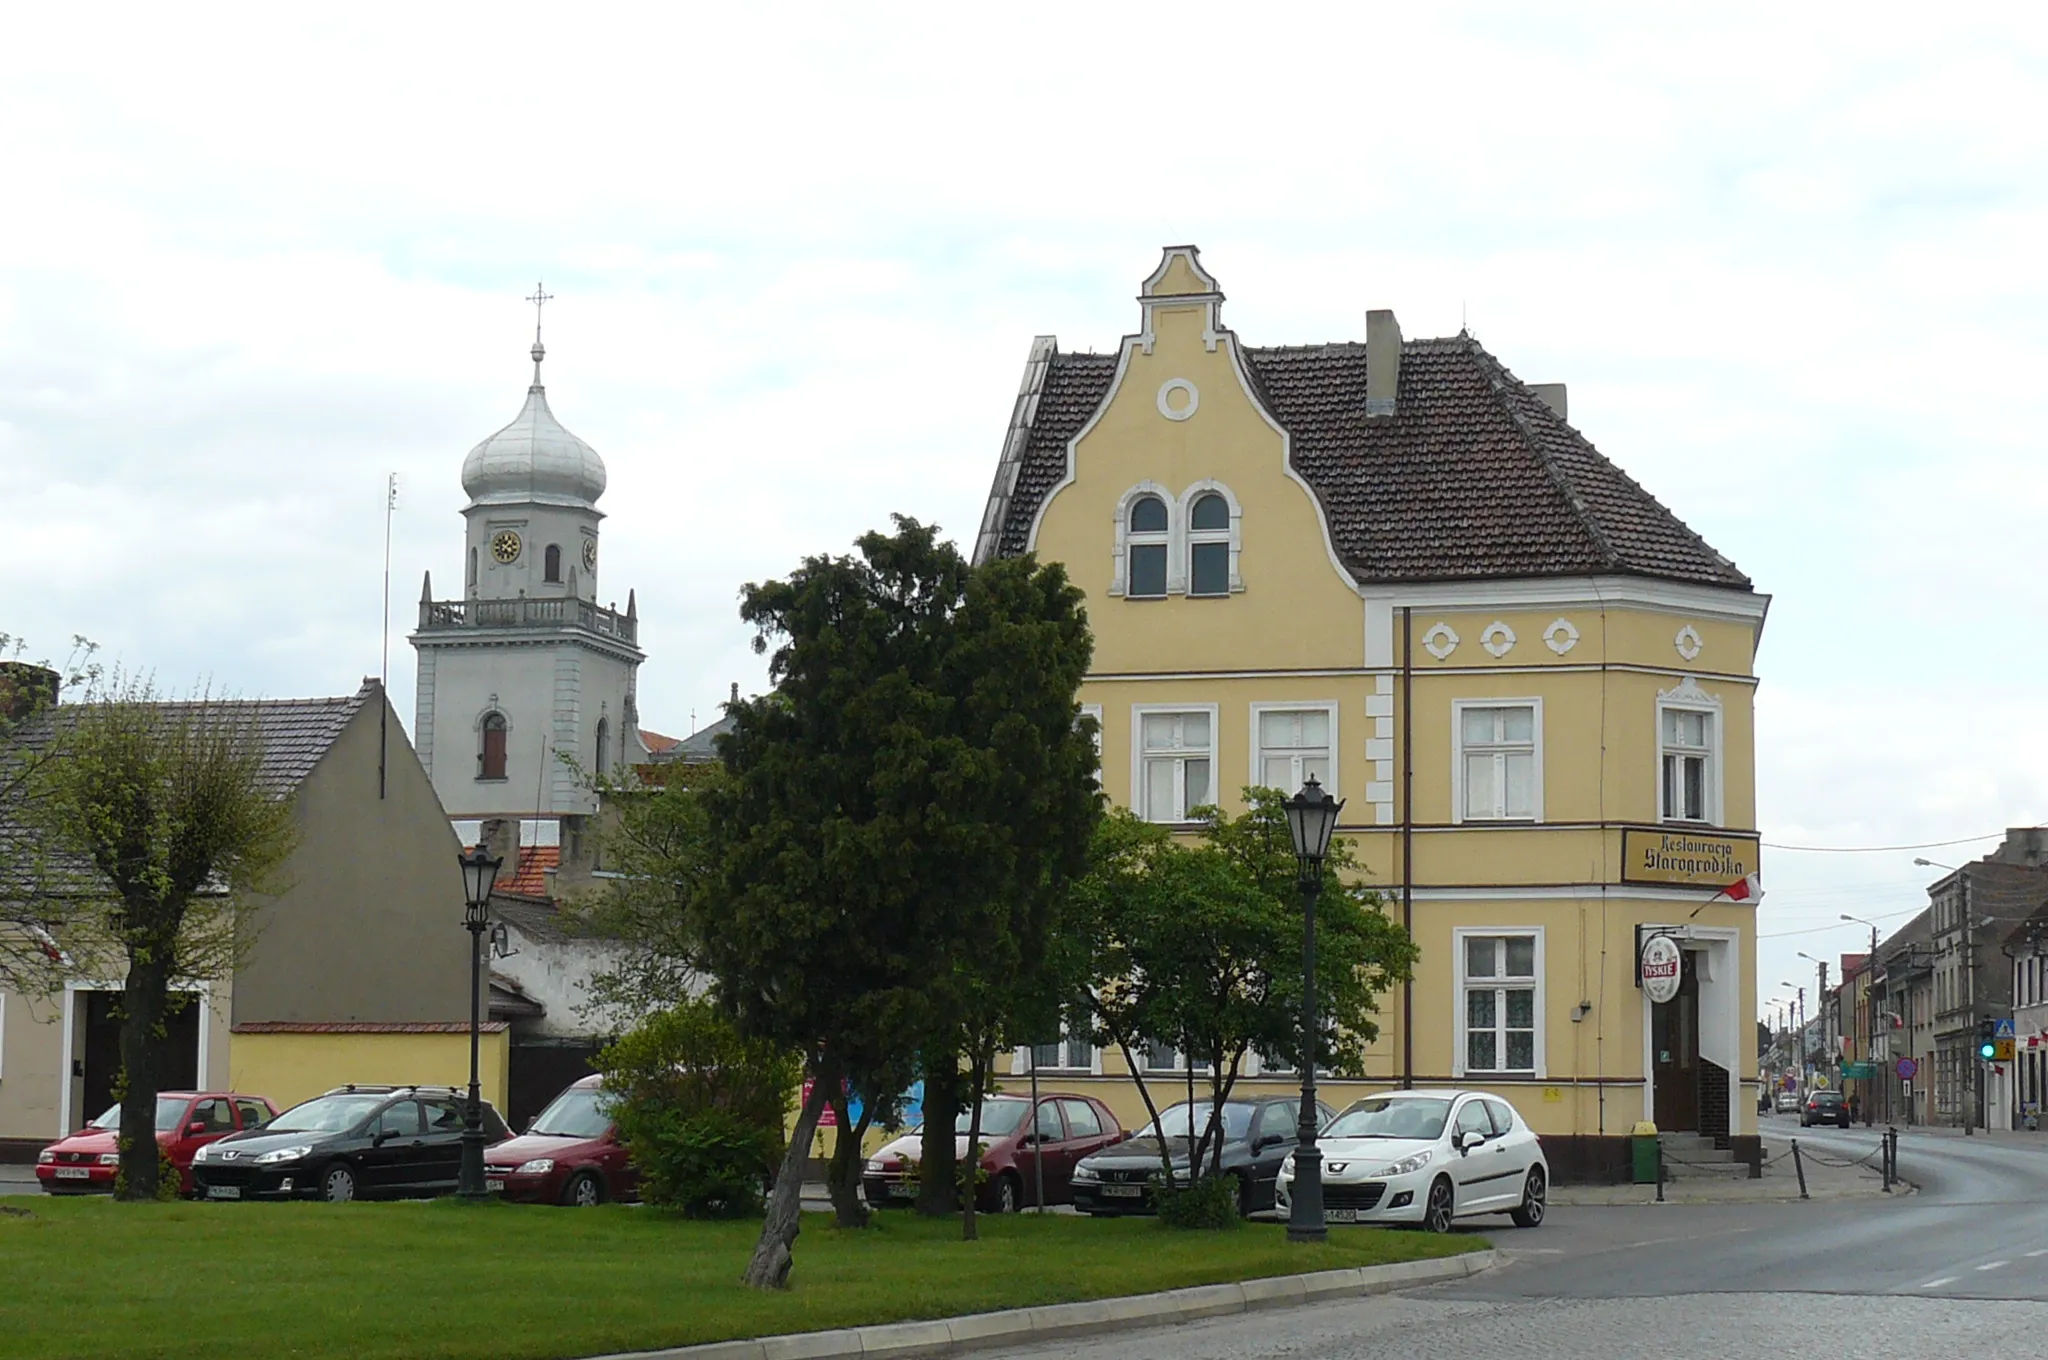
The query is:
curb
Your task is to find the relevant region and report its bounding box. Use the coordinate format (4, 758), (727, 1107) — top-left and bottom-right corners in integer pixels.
(582, 1249), (1496, 1360)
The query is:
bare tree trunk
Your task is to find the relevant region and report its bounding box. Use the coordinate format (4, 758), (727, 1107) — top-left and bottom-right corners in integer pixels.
(824, 1086), (872, 1229)
(961, 1038), (990, 1241)
(1109, 1032), (1177, 1191)
(916, 1053), (959, 1217)
(742, 1060), (834, 1290)
(115, 942), (169, 1202)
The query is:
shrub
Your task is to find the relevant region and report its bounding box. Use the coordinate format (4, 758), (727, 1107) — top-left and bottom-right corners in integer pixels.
(112, 1139), (180, 1203)
(595, 998), (800, 1218)
(1151, 1172), (1241, 1230)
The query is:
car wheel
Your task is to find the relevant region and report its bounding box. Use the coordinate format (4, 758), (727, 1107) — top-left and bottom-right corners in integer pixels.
(1509, 1166), (1546, 1228)
(320, 1163), (357, 1204)
(992, 1173), (1020, 1214)
(562, 1170), (603, 1207)
(1422, 1176), (1455, 1233)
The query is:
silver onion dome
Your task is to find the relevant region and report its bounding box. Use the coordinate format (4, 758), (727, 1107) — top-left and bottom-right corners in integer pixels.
(460, 340), (607, 509)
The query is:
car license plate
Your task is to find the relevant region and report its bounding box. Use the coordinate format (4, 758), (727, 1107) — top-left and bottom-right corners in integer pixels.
(486, 1178), (505, 1192)
(53, 1168), (91, 1180)
(205, 1185), (241, 1200)
(887, 1182), (916, 1198)
(1326, 1208), (1360, 1223)
(1102, 1184), (1143, 1198)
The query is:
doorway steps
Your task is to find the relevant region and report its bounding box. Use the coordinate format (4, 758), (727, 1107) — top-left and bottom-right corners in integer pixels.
(1660, 1132), (1748, 1178)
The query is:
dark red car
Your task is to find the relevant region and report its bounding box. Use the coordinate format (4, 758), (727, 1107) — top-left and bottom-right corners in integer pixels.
(37, 1091), (278, 1196)
(485, 1075), (635, 1206)
(861, 1092), (1125, 1213)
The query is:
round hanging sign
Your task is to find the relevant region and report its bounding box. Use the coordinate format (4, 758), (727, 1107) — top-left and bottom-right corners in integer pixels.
(1640, 933), (1683, 1004)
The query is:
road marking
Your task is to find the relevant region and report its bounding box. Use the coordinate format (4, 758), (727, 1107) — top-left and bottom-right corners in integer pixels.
(1977, 1260), (2009, 1272)
(1920, 1277), (1957, 1289)
(2026, 1250), (2048, 1258)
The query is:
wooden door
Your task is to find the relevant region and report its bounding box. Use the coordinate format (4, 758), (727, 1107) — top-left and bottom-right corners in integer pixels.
(1652, 950), (1701, 1132)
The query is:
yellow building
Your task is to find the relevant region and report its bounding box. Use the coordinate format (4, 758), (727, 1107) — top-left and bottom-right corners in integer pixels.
(974, 247), (1769, 1179)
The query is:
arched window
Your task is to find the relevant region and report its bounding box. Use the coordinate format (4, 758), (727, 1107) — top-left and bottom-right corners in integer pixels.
(594, 717), (610, 777)
(479, 712), (508, 781)
(1187, 494), (1231, 596)
(467, 546), (478, 589)
(544, 545), (562, 583)
(1126, 495), (1169, 598)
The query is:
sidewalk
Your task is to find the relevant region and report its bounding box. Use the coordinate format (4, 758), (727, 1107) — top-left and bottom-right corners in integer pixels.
(1550, 1134), (1898, 1206)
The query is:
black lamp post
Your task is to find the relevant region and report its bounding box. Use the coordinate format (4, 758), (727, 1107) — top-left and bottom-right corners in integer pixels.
(457, 845), (502, 1200)
(1281, 774), (1343, 1244)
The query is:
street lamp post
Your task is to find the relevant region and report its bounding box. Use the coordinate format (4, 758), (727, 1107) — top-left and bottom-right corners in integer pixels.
(1780, 982), (1806, 1089)
(1843, 914), (1882, 1125)
(1281, 775), (1343, 1245)
(457, 846), (503, 1201)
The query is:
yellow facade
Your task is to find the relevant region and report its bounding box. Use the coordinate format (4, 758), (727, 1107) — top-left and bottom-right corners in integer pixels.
(229, 1030), (510, 1116)
(982, 248), (1770, 1162)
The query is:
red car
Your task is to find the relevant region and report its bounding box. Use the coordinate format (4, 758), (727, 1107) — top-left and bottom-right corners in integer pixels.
(37, 1091), (278, 1196)
(861, 1092), (1125, 1213)
(485, 1075), (635, 1206)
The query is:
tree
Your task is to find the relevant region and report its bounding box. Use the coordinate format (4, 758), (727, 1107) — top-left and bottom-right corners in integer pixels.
(1068, 792), (1417, 1198)
(610, 517), (1096, 1287)
(15, 675), (297, 1199)
(0, 635), (100, 993)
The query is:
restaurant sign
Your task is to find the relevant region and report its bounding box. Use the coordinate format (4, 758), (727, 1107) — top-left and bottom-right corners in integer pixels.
(1622, 829), (1760, 887)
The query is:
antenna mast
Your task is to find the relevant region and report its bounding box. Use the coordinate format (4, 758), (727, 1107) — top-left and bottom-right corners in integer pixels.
(379, 471), (399, 799)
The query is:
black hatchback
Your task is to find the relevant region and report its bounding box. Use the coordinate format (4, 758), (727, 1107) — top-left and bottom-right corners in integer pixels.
(188, 1085), (511, 1203)
(1800, 1090), (1850, 1128)
(1070, 1094), (1334, 1217)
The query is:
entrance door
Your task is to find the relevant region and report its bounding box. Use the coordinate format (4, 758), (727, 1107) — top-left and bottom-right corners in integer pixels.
(1652, 950), (1701, 1132)
(78, 989), (202, 1129)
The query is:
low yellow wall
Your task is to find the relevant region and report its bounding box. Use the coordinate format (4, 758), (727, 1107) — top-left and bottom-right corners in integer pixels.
(228, 1032), (510, 1115)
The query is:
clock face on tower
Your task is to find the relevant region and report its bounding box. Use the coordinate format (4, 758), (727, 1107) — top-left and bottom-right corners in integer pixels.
(582, 538), (598, 571)
(490, 530), (522, 564)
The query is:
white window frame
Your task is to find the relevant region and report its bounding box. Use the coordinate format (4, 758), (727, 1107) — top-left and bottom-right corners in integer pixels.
(1248, 701), (1340, 796)
(1655, 678), (1723, 827)
(1078, 703), (1104, 776)
(1010, 1027), (1102, 1076)
(1110, 482), (1173, 599)
(1452, 927), (1546, 1079)
(1450, 698), (1543, 824)
(1131, 703), (1219, 824)
(1138, 1040), (1215, 1076)
(1177, 480), (1243, 597)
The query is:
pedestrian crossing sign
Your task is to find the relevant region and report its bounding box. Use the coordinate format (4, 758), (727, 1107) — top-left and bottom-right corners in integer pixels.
(1995, 1017), (2017, 1039)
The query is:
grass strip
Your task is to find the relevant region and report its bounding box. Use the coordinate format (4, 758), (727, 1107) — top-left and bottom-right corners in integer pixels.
(0, 1198), (1486, 1360)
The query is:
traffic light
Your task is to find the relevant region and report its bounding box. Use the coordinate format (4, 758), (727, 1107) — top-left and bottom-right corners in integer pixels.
(1977, 1018), (1997, 1061)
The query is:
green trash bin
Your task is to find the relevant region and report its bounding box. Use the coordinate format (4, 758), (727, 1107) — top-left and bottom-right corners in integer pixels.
(1630, 1120), (1660, 1184)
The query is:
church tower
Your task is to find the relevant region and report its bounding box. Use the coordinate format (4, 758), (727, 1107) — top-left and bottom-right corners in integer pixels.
(409, 302), (644, 820)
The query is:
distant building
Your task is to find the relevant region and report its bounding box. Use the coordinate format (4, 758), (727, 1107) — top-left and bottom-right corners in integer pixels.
(1920, 829), (2048, 1128)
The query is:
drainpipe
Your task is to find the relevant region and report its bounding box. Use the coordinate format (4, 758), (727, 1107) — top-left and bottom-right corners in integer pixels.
(1401, 605), (1414, 1090)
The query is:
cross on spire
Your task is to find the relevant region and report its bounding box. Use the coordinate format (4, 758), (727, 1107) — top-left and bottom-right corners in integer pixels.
(526, 280), (554, 388)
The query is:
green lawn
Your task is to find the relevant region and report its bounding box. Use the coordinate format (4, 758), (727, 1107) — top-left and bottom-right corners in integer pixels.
(0, 1198), (1486, 1360)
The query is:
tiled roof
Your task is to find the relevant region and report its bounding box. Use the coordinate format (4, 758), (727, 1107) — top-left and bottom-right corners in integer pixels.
(489, 971), (546, 1021)
(639, 728), (682, 755)
(491, 891), (575, 943)
(992, 337), (1750, 590)
(493, 845), (559, 897)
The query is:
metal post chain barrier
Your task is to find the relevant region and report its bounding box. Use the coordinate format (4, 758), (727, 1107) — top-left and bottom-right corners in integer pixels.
(1791, 1139), (1809, 1200)
(1655, 1136), (1665, 1203)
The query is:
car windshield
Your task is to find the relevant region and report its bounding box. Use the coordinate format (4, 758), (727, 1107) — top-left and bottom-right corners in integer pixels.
(529, 1086), (613, 1139)
(90, 1095), (189, 1133)
(266, 1094), (388, 1134)
(1324, 1097), (1452, 1140)
(1134, 1102), (1255, 1143)
(952, 1101), (1030, 1137)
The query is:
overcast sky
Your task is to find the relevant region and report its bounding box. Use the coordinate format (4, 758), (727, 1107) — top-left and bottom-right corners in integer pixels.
(4, 5), (2043, 1016)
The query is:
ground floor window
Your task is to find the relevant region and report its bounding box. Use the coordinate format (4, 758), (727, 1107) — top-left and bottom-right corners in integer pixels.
(1454, 929), (1543, 1077)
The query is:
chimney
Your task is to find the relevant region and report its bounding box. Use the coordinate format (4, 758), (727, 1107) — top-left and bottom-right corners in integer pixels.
(0, 662), (59, 724)
(477, 817), (519, 869)
(1366, 310), (1402, 417)
(1531, 383), (1569, 420)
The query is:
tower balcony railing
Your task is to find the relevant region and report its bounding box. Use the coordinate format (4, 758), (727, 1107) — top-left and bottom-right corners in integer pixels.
(418, 596), (638, 645)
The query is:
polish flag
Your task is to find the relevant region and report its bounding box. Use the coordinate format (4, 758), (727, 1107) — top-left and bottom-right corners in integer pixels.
(1718, 872), (1763, 903)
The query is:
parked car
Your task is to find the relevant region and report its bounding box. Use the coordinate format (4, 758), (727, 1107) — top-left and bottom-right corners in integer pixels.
(485, 1074), (635, 1206)
(37, 1091), (277, 1196)
(862, 1093), (1125, 1212)
(1275, 1090), (1548, 1233)
(189, 1084), (511, 1203)
(1775, 1091), (1801, 1114)
(1070, 1095), (1329, 1217)
(1800, 1089), (1850, 1128)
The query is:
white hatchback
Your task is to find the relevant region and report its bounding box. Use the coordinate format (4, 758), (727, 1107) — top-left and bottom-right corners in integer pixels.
(1273, 1090), (1547, 1232)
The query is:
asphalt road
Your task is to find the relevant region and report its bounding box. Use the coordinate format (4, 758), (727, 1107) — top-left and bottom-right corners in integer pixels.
(980, 1114), (2048, 1358)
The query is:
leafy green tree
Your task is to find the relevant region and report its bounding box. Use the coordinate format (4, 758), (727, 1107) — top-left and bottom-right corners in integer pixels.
(612, 518), (1095, 1288)
(16, 674), (297, 1200)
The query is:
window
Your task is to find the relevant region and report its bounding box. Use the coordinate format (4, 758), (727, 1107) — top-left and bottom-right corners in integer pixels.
(1078, 704), (1103, 776)
(467, 546), (478, 588)
(373, 1101), (424, 1138)
(1254, 706), (1333, 793)
(423, 1099), (467, 1131)
(1136, 708), (1214, 822)
(1188, 492), (1230, 596)
(191, 1098), (234, 1133)
(1455, 702), (1539, 822)
(594, 718), (610, 776)
(234, 1099), (269, 1131)
(1029, 1031), (1094, 1073)
(544, 544), (562, 583)
(1458, 931), (1541, 1076)
(1140, 1041), (1213, 1074)
(1481, 1098), (1518, 1136)
(1127, 494), (1169, 597)
(1032, 1102), (1064, 1143)
(1454, 1100), (1494, 1144)
(1656, 680), (1721, 825)
(479, 712), (508, 781)
(1058, 1099), (1103, 1139)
